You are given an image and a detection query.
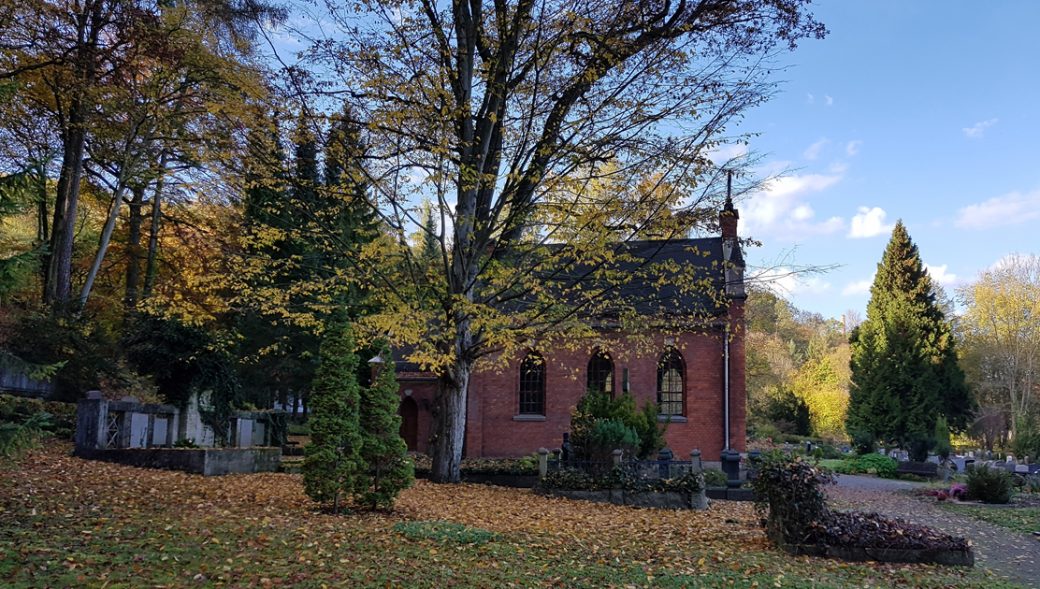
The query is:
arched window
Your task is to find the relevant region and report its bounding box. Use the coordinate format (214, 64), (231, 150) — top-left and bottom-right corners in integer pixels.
(518, 353), (545, 415)
(657, 349), (684, 416)
(587, 350), (614, 395)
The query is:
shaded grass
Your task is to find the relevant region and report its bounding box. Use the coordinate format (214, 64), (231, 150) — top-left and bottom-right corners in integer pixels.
(0, 442), (1025, 589)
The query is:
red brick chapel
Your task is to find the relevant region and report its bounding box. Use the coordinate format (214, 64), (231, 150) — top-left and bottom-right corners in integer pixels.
(392, 202), (747, 462)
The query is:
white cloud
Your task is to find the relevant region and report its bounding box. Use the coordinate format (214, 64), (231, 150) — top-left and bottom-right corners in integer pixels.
(707, 142), (749, 166)
(845, 140), (862, 156)
(791, 204), (814, 221)
(841, 278), (873, 296)
(963, 118), (998, 139)
(825, 95), (834, 107)
(806, 93), (815, 105)
(742, 169), (846, 239)
(848, 206), (893, 239)
(803, 138), (829, 161)
(955, 189), (1040, 229)
(924, 263), (958, 286)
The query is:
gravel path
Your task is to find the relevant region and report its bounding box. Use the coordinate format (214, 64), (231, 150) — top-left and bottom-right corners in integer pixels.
(833, 473), (928, 491)
(827, 484), (1040, 587)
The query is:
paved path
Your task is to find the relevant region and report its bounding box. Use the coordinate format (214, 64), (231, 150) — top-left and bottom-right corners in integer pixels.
(827, 484), (1040, 587)
(833, 473), (928, 491)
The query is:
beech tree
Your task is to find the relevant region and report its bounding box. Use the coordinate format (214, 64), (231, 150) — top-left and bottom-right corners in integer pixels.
(298, 0), (826, 482)
(959, 254), (1040, 439)
(846, 221), (974, 459)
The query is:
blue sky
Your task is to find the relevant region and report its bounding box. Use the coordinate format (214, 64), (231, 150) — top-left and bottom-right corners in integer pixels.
(732, 1), (1040, 319)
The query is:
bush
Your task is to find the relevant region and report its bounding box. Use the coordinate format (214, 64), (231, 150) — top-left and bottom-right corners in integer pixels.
(570, 390), (665, 460)
(0, 412), (51, 458)
(933, 416), (952, 460)
(702, 468), (727, 487)
(0, 394), (75, 439)
(752, 453), (969, 552)
(849, 429), (875, 455)
(831, 453), (898, 478)
(751, 452), (833, 544)
(538, 465), (703, 495)
(967, 465), (1012, 504)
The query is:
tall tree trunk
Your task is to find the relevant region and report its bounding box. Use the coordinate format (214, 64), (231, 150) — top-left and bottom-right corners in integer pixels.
(79, 181), (128, 309)
(45, 118), (87, 309)
(124, 185), (146, 308)
(44, 1), (102, 310)
(142, 154), (168, 299)
(35, 161), (49, 301)
(430, 308), (474, 483)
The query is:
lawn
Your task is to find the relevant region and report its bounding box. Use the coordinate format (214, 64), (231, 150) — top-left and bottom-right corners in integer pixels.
(0, 442), (1024, 589)
(942, 504), (1040, 535)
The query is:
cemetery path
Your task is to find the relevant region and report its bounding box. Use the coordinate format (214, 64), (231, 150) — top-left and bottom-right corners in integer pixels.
(828, 485), (1040, 587)
(833, 473), (927, 491)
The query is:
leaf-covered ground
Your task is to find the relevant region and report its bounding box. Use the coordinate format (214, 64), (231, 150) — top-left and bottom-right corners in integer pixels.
(0, 443), (1024, 589)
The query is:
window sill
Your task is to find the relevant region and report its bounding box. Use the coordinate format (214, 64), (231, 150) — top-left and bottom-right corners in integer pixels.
(658, 415), (687, 423)
(512, 414), (546, 422)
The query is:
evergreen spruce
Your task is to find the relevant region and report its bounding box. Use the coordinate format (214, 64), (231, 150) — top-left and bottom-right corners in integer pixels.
(356, 340), (414, 510)
(846, 221), (974, 460)
(302, 316), (364, 513)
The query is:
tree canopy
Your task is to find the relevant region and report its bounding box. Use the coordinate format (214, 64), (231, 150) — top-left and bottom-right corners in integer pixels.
(846, 221), (974, 458)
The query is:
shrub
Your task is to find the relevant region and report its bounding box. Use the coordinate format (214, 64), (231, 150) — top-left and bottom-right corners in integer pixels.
(849, 429), (875, 455)
(933, 416), (952, 460)
(570, 390), (665, 460)
(302, 317), (364, 513)
(831, 453), (897, 478)
(0, 394), (75, 440)
(702, 468), (727, 487)
(538, 465), (703, 495)
(967, 465), (1012, 504)
(751, 452), (833, 544)
(0, 412), (51, 458)
(356, 340), (413, 510)
(582, 418), (639, 462)
(752, 453), (969, 552)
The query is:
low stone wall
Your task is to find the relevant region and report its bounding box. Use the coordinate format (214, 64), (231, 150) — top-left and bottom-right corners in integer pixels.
(706, 487), (756, 501)
(535, 487), (708, 510)
(75, 447), (282, 476)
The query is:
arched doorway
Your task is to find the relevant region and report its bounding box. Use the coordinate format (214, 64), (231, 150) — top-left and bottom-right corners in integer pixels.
(399, 397), (418, 451)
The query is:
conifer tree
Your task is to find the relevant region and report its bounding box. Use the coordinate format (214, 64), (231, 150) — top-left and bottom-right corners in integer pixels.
(302, 315), (364, 513)
(356, 340), (414, 510)
(846, 221), (973, 459)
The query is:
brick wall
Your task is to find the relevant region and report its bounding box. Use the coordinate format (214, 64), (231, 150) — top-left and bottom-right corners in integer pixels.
(461, 320), (747, 460)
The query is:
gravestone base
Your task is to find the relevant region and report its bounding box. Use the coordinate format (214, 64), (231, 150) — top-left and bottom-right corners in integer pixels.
(75, 447), (282, 476)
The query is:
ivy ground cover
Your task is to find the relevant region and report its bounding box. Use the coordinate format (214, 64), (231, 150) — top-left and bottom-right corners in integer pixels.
(0, 442), (1023, 588)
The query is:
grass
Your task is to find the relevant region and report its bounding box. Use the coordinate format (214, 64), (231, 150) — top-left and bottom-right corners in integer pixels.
(0, 442), (1026, 589)
(942, 504), (1040, 535)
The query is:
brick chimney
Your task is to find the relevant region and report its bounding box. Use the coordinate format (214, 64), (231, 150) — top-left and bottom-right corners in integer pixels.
(720, 171), (739, 240)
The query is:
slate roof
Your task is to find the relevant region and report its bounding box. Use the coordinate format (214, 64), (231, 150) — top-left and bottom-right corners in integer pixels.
(500, 236), (743, 319)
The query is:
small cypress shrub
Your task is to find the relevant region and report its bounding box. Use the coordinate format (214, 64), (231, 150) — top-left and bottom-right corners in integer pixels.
(356, 340), (414, 510)
(302, 316), (364, 513)
(967, 465), (1012, 504)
